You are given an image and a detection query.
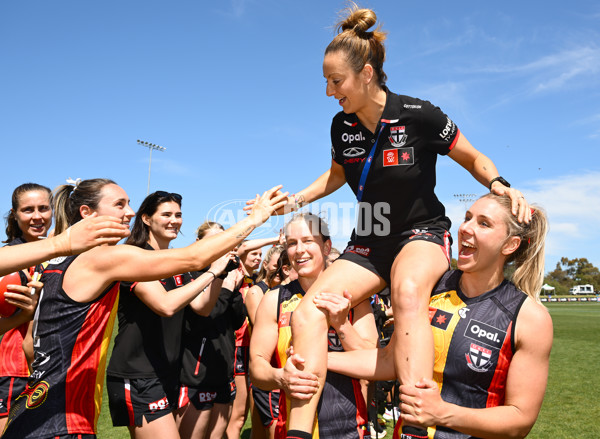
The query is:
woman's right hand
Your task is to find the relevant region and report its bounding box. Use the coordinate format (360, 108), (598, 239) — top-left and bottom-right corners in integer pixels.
(54, 214), (131, 255)
(245, 186), (291, 218)
(281, 352), (320, 400)
(210, 252), (236, 276)
(3, 280), (42, 319)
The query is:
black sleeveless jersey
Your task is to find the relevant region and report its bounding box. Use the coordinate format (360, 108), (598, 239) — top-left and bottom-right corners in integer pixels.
(405, 270), (526, 439)
(179, 270), (246, 387)
(3, 255), (120, 438)
(274, 281), (369, 439)
(107, 244), (189, 381)
(331, 89), (458, 237)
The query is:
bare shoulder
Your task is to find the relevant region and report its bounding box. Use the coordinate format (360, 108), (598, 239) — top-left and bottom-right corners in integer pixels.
(515, 297), (553, 350)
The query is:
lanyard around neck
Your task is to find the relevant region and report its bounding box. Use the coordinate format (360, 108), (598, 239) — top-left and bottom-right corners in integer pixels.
(356, 121), (387, 202)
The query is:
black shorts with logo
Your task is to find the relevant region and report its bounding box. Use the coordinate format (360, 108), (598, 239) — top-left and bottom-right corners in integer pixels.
(106, 376), (179, 427)
(234, 346), (249, 376)
(0, 376), (27, 417)
(178, 379), (236, 410)
(252, 386), (280, 427)
(340, 224), (452, 284)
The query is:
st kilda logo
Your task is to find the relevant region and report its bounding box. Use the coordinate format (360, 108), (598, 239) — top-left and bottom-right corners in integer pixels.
(389, 126), (407, 147)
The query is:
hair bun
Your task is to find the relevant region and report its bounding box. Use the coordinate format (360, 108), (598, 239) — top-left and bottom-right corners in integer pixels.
(340, 7), (377, 35)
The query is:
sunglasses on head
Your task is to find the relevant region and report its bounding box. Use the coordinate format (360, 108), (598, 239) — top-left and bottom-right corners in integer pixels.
(155, 191), (182, 202)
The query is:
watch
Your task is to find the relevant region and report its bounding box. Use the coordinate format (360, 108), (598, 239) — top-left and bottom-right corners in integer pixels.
(489, 176), (511, 190)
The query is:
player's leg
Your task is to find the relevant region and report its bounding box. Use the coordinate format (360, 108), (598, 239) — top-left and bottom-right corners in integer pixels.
(287, 259), (386, 435)
(389, 239), (448, 437)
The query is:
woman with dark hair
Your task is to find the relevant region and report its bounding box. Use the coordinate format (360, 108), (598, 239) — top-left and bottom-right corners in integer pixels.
(328, 194), (552, 439)
(106, 192), (235, 438)
(1, 178), (287, 439)
(176, 221), (247, 439)
(0, 183), (52, 434)
(251, 4), (532, 438)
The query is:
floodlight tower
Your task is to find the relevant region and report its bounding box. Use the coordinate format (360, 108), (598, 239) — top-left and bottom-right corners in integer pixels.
(137, 139), (166, 195)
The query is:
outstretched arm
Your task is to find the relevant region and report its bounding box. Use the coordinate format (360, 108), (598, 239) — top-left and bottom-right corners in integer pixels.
(63, 187), (288, 302)
(245, 160), (346, 215)
(0, 215), (129, 276)
(449, 133), (531, 223)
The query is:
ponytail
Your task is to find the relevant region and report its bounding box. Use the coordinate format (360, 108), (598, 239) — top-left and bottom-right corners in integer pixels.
(52, 178), (117, 235)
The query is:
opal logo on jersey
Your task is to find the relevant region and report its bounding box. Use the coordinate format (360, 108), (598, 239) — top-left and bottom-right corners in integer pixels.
(341, 132), (365, 143)
(439, 116), (456, 142)
(465, 320), (505, 349)
(466, 343), (492, 372)
(343, 146), (366, 157)
(389, 126), (407, 147)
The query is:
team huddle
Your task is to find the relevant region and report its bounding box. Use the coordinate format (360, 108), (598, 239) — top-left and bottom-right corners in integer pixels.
(0, 4), (553, 439)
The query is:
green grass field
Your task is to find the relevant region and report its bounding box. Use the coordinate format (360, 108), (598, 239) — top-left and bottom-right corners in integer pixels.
(96, 302), (600, 438)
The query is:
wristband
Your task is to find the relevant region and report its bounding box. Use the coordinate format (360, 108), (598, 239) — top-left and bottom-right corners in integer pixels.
(489, 176), (510, 190)
(207, 271), (217, 280)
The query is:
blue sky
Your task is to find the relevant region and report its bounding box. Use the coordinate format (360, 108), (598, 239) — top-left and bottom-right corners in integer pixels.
(1, 0), (599, 275)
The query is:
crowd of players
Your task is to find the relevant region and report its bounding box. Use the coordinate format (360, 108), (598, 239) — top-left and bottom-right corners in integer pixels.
(0, 4), (554, 439)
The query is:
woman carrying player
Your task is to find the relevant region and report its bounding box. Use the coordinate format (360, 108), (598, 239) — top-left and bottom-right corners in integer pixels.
(250, 5), (532, 438)
(328, 194), (552, 439)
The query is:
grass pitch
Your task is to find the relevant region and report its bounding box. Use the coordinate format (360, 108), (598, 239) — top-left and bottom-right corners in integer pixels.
(96, 302), (600, 438)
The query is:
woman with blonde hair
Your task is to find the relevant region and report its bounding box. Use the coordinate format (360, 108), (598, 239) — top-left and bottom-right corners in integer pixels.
(329, 194), (552, 439)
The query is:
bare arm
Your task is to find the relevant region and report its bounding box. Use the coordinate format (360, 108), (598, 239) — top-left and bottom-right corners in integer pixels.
(294, 160), (346, 206)
(245, 284), (265, 326)
(249, 289), (319, 398)
(237, 236), (279, 255)
(63, 187), (288, 302)
(328, 336), (396, 381)
(0, 215), (129, 276)
(245, 161), (346, 216)
(448, 133), (531, 223)
(400, 299), (553, 439)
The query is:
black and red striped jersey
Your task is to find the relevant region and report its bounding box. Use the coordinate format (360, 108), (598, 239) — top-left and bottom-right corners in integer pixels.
(3, 255), (119, 438)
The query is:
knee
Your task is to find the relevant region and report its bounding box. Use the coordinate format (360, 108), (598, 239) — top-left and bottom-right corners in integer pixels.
(391, 279), (429, 314)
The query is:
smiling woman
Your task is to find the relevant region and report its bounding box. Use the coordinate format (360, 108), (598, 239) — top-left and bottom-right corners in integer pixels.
(1, 179), (288, 439)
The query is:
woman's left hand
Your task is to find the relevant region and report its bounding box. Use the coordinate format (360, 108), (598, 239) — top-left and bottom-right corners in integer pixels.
(491, 183), (531, 224)
(3, 280), (42, 319)
(313, 290), (352, 330)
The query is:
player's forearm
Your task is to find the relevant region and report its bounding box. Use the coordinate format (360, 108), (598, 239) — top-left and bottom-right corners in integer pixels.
(249, 357), (282, 392)
(439, 404), (534, 439)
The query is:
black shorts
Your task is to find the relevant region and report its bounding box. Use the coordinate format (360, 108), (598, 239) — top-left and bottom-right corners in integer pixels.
(234, 346), (249, 376)
(0, 376), (27, 417)
(340, 225), (452, 284)
(178, 379), (236, 410)
(252, 386), (280, 427)
(106, 376), (179, 427)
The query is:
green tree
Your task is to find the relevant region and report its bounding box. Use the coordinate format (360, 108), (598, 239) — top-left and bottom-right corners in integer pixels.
(544, 257), (600, 295)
